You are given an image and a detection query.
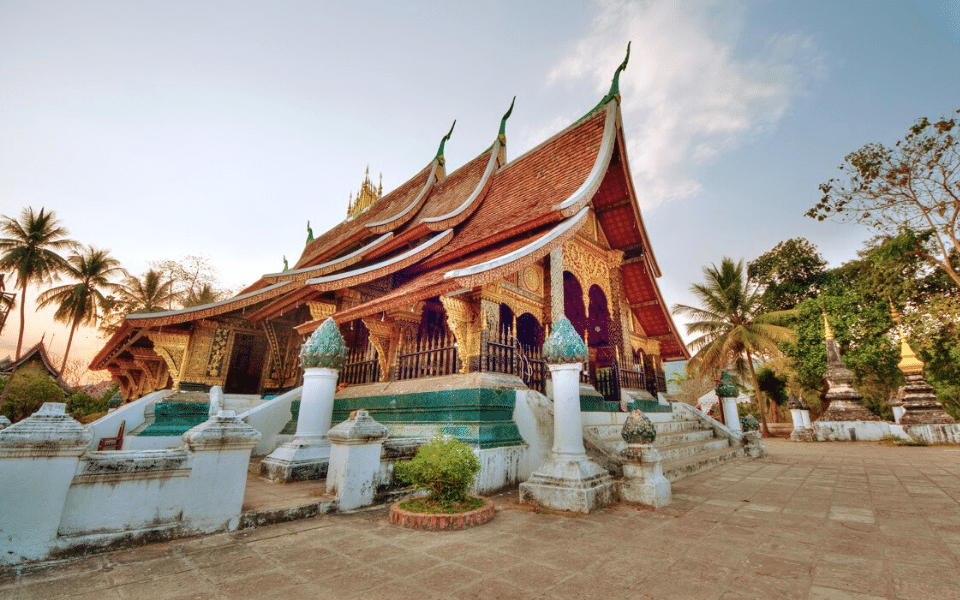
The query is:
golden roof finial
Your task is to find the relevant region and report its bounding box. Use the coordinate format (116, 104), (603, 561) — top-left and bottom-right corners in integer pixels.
(889, 299), (925, 375)
(822, 309), (834, 341)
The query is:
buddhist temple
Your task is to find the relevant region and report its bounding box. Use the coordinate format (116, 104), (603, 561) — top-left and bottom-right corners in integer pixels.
(91, 47), (689, 445)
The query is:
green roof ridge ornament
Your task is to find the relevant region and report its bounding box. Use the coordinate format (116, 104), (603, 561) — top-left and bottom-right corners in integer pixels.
(299, 317), (347, 370)
(282, 256), (288, 272)
(542, 317), (589, 364)
(498, 96), (516, 144)
(578, 41), (631, 122)
(434, 120), (456, 167)
(306, 220), (314, 244)
(715, 371), (738, 398)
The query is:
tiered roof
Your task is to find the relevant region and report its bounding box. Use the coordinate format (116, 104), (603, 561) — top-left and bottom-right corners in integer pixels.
(92, 50), (689, 369)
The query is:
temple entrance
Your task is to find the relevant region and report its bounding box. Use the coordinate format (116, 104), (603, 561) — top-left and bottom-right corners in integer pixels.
(516, 312), (544, 352)
(588, 285), (612, 366)
(563, 271), (587, 339)
(224, 332), (268, 394)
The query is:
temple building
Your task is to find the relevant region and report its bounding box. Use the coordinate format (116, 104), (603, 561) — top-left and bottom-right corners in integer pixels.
(91, 50), (689, 436)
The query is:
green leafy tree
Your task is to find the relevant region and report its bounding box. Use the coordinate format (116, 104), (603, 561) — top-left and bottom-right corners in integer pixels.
(747, 238), (829, 312)
(0, 370), (66, 423)
(150, 255), (232, 308)
(672, 258), (794, 436)
(808, 108), (960, 288)
(0, 207), (73, 359)
(36, 245), (124, 382)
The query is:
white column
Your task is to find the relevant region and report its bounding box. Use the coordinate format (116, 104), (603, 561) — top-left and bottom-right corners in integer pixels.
(721, 397), (741, 432)
(550, 363), (587, 457)
(790, 408), (804, 429)
(294, 367), (338, 440)
(801, 410), (812, 427)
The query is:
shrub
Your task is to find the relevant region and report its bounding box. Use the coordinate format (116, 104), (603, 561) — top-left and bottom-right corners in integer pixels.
(66, 391), (109, 419)
(395, 433), (481, 508)
(0, 370), (66, 423)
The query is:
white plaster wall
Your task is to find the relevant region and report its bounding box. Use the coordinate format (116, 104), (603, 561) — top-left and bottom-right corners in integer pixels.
(223, 394), (265, 413)
(240, 387), (302, 456)
(473, 445), (527, 495)
(905, 423), (960, 444)
(813, 421), (894, 442)
(185, 446), (253, 531)
(0, 454), (83, 563)
(58, 450), (191, 536)
(124, 435), (184, 451)
(328, 442), (383, 511)
(512, 389), (553, 480)
(86, 390), (172, 450)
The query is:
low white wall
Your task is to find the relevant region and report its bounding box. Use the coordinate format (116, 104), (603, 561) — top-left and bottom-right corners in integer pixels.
(675, 402), (743, 445)
(473, 446), (527, 495)
(0, 405), (260, 565)
(240, 387), (302, 456)
(123, 435), (185, 451)
(86, 390), (172, 450)
(814, 421), (896, 442)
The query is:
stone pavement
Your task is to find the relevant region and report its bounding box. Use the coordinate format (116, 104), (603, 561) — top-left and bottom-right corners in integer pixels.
(3, 439), (959, 600)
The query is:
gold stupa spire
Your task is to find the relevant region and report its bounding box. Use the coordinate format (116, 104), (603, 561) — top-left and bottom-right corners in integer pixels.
(347, 166), (383, 217)
(889, 299), (925, 376)
(822, 310), (834, 341)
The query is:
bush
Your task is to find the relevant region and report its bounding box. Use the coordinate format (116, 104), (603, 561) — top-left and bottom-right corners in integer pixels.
(395, 433), (481, 508)
(66, 391), (109, 420)
(0, 370), (66, 423)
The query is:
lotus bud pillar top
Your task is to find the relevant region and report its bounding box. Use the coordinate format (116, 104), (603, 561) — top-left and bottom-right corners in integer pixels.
(520, 318), (615, 513)
(715, 371), (741, 433)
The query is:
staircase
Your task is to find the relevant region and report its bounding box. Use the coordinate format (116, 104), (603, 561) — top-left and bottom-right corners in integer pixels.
(582, 404), (745, 482)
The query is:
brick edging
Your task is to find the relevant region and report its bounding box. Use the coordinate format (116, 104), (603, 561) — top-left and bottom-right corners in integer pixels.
(389, 498), (495, 531)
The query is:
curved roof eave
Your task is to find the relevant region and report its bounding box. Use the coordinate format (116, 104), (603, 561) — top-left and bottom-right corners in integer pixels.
(444, 206), (589, 285)
(307, 229), (453, 292)
(422, 141), (500, 231)
(122, 281), (294, 327)
(554, 101), (619, 217)
(261, 232), (394, 284)
(366, 161), (440, 235)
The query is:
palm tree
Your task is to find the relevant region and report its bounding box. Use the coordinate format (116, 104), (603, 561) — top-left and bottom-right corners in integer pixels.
(183, 283), (221, 308)
(672, 257), (794, 436)
(0, 207), (74, 360)
(117, 269), (177, 314)
(37, 245), (125, 382)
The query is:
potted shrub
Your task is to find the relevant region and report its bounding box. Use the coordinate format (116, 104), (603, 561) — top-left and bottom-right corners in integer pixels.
(389, 433), (494, 530)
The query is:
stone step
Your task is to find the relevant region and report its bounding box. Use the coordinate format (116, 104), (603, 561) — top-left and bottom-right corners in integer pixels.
(662, 445), (745, 482)
(654, 419), (710, 434)
(653, 428), (716, 447)
(656, 437), (731, 463)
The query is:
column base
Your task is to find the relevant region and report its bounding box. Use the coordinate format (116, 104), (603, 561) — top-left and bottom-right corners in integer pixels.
(519, 455), (615, 514)
(790, 427), (814, 442)
(260, 439), (330, 483)
(620, 446), (671, 508)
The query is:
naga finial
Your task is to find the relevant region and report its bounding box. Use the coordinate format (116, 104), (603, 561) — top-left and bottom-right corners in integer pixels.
(498, 96), (516, 144)
(434, 120), (456, 166)
(306, 220), (314, 244)
(605, 41), (630, 102)
(283, 255), (289, 271)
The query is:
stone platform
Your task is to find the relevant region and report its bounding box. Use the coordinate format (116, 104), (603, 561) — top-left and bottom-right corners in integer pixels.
(4, 439), (960, 599)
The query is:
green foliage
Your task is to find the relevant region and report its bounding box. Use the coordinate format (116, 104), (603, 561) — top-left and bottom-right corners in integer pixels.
(755, 367), (788, 407)
(0, 370), (66, 422)
(65, 391), (108, 419)
(395, 433), (481, 508)
(747, 238), (829, 312)
(808, 108), (960, 289)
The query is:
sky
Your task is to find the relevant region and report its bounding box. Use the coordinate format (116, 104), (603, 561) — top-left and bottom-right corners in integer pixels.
(1, 0), (959, 380)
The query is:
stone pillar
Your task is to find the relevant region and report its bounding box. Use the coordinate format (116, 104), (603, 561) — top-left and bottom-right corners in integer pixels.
(520, 317), (615, 513)
(716, 372), (741, 433)
(740, 415), (766, 457)
(0, 403), (92, 564)
(327, 410), (389, 511)
(619, 409), (671, 507)
(261, 318), (347, 483)
(183, 410), (262, 531)
(788, 395), (813, 442)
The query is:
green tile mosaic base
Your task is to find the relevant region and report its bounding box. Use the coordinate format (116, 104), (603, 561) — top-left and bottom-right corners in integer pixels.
(138, 402), (209, 437)
(628, 399), (673, 413)
(281, 387), (524, 449)
(580, 396), (622, 412)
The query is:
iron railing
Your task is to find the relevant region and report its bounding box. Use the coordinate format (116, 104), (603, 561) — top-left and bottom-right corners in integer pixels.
(396, 330), (459, 380)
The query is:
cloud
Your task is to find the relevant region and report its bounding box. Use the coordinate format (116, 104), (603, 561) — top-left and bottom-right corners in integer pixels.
(548, 0), (821, 209)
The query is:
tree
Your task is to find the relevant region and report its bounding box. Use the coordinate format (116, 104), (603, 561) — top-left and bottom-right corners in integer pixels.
(0, 369), (66, 423)
(747, 238), (829, 312)
(672, 257), (794, 436)
(0, 207), (73, 359)
(150, 255), (231, 308)
(36, 245), (124, 381)
(808, 108), (960, 288)
(117, 269), (177, 314)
